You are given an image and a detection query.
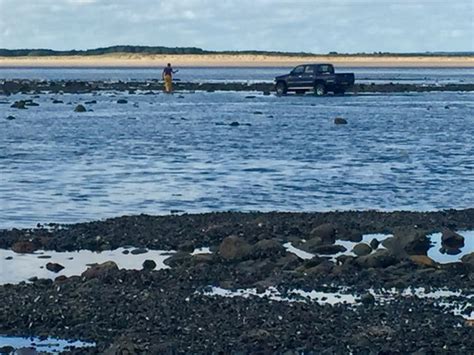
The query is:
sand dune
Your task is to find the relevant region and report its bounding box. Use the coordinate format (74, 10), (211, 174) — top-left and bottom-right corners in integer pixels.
(0, 53), (473, 67)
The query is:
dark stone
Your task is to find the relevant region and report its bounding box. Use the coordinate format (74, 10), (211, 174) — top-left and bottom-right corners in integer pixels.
(309, 223), (336, 244)
(352, 243), (372, 256)
(356, 249), (398, 268)
(0, 346), (14, 354)
(5, 256), (13, 260)
(81, 261), (119, 279)
(6, 115), (15, 120)
(253, 111), (263, 115)
(46, 262), (65, 273)
(245, 96), (256, 99)
(251, 239), (285, 258)
(74, 104), (87, 112)
(383, 230), (430, 256)
(122, 249), (130, 255)
(177, 241), (195, 253)
(360, 292), (375, 305)
(229, 121), (240, 127)
(11, 100), (27, 109)
(370, 238), (380, 250)
(441, 229), (465, 249)
(142, 259), (157, 271)
(461, 252), (474, 270)
(85, 100), (97, 104)
(218, 235), (252, 261)
(11, 241), (37, 254)
(130, 248), (148, 255)
(117, 99), (128, 104)
(334, 117), (348, 125)
(52, 99), (63, 104)
(163, 252), (192, 267)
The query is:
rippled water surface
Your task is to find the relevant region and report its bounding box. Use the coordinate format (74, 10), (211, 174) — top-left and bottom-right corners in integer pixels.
(1, 67), (474, 84)
(1, 91), (473, 228)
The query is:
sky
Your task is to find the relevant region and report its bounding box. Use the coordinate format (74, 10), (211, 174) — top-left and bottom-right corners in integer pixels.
(0, 0), (472, 53)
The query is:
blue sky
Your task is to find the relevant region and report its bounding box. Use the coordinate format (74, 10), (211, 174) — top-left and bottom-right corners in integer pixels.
(0, 0), (472, 53)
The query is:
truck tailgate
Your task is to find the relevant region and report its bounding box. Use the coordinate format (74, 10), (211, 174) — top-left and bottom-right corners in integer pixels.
(335, 73), (355, 85)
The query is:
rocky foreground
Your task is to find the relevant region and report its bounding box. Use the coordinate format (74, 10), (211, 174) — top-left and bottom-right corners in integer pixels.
(1, 210), (473, 354)
(1, 79), (474, 96)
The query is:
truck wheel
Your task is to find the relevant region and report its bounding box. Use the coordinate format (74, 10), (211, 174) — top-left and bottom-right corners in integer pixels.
(275, 82), (287, 96)
(314, 83), (326, 96)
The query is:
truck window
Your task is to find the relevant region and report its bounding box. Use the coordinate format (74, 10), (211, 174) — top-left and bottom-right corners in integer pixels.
(292, 66), (305, 75)
(304, 66), (314, 74)
(317, 65), (334, 74)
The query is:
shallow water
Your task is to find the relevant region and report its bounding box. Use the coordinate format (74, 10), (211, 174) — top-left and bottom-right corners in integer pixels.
(0, 248), (173, 285)
(1, 91), (473, 228)
(0, 336), (94, 354)
(1, 67), (473, 84)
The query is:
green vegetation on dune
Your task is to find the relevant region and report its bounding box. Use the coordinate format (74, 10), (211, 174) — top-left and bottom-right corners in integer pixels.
(0, 46), (472, 57)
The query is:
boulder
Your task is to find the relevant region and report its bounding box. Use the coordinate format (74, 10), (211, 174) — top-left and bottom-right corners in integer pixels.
(383, 230), (430, 256)
(352, 243), (372, 256)
(81, 261), (119, 279)
(117, 99), (128, 104)
(142, 259), (157, 271)
(334, 117), (348, 125)
(356, 249), (398, 268)
(11, 100), (27, 109)
(74, 104), (87, 112)
(360, 293), (375, 305)
(46, 262), (65, 273)
(309, 223), (336, 244)
(370, 238), (380, 250)
(441, 229), (465, 249)
(251, 239), (285, 258)
(11, 241), (37, 254)
(461, 252), (474, 271)
(218, 235), (252, 261)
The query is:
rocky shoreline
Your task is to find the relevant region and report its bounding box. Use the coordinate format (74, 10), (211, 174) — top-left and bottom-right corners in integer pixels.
(1, 79), (474, 95)
(1, 210), (473, 353)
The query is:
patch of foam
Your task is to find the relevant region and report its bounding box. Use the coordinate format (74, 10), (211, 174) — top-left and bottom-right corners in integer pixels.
(201, 286), (357, 305)
(0, 248), (174, 285)
(191, 247), (212, 255)
(283, 242), (314, 260)
(0, 335), (95, 353)
(427, 230), (474, 264)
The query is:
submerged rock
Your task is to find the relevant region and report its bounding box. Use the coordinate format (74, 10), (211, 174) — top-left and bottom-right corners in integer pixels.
(6, 115), (16, 120)
(46, 262), (65, 273)
(334, 117), (348, 125)
(74, 104), (87, 112)
(117, 99), (128, 104)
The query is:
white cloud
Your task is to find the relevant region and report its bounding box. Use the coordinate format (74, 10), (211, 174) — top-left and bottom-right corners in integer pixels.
(0, 0), (472, 52)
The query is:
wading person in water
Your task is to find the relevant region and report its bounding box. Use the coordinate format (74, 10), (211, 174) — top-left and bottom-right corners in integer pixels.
(162, 63), (178, 93)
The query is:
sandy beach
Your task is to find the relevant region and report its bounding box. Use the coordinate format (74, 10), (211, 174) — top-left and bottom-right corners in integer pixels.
(1, 54), (473, 67)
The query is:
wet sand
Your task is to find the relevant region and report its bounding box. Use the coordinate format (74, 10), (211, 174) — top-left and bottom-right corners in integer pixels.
(1, 54), (474, 67)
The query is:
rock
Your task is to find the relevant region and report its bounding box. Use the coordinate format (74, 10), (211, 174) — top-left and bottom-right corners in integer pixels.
(352, 243), (372, 256)
(85, 100), (97, 104)
(191, 254), (215, 264)
(441, 229), (465, 249)
(356, 249), (398, 268)
(309, 223), (336, 244)
(461, 252), (474, 270)
(253, 111), (263, 115)
(15, 348), (38, 355)
(263, 91), (271, 96)
(383, 230), (430, 256)
(229, 121), (240, 127)
(130, 248), (148, 255)
(410, 255), (437, 268)
(177, 241), (195, 253)
(142, 259), (157, 271)
(117, 99), (128, 104)
(81, 261), (119, 279)
(311, 244), (346, 255)
(5, 256), (13, 260)
(52, 99), (63, 104)
(6, 115), (15, 120)
(55, 275), (68, 283)
(74, 104), (87, 112)
(11, 100), (27, 109)
(218, 235), (252, 261)
(334, 117), (348, 125)
(245, 96), (256, 99)
(251, 239), (285, 258)
(370, 238), (380, 250)
(360, 293), (375, 305)
(46, 262), (65, 273)
(0, 346), (14, 354)
(25, 101), (39, 106)
(11, 241), (37, 254)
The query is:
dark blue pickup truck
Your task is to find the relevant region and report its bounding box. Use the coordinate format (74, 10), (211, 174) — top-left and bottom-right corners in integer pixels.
(274, 64), (355, 96)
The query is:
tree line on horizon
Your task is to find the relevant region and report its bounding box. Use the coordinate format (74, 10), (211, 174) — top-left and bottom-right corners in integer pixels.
(0, 46), (472, 57)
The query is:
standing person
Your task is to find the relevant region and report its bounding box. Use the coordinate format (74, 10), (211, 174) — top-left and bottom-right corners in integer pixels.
(162, 63), (178, 93)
